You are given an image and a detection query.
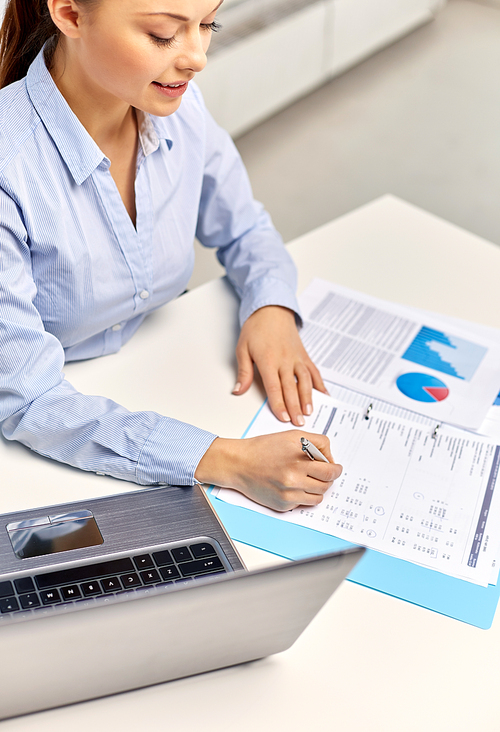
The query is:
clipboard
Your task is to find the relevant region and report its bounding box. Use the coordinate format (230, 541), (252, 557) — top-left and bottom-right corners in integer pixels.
(207, 492), (500, 629)
(208, 376), (500, 630)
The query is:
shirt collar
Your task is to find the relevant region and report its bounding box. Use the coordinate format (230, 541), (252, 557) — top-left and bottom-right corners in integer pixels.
(26, 47), (173, 185)
(136, 109), (173, 155)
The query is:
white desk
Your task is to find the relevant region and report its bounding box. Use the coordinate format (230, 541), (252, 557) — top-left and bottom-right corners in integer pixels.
(2, 196), (500, 731)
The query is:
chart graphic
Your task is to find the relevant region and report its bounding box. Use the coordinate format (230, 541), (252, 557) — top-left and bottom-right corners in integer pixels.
(402, 327), (487, 381)
(396, 373), (449, 403)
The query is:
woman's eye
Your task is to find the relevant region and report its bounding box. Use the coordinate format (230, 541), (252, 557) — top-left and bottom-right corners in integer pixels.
(200, 20), (222, 33)
(149, 34), (176, 48)
(149, 20), (221, 47)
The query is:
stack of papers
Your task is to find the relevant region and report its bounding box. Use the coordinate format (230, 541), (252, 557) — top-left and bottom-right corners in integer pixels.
(210, 280), (500, 625)
(213, 387), (500, 587)
(298, 279), (500, 431)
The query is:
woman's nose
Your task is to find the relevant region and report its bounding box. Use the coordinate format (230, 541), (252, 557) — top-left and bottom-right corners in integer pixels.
(175, 30), (208, 74)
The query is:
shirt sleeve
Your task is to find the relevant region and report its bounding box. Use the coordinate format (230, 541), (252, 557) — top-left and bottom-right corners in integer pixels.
(193, 87), (302, 327)
(0, 186), (217, 486)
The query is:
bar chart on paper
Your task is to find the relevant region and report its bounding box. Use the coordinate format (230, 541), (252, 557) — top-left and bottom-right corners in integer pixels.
(298, 279), (500, 429)
(402, 327), (487, 381)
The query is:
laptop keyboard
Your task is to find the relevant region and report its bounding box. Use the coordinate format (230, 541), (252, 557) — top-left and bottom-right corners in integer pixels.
(0, 540), (227, 621)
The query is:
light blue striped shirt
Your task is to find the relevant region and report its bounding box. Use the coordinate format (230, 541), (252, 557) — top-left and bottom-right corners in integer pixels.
(0, 48), (300, 487)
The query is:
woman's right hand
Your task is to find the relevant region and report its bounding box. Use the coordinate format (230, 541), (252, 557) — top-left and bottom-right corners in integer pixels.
(194, 430), (342, 512)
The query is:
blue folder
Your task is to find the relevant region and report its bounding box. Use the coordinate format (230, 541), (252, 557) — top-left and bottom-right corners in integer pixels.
(207, 494), (500, 629)
(208, 392), (500, 629)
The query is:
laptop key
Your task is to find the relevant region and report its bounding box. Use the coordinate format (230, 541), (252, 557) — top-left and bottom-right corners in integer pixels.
(40, 589), (61, 605)
(179, 557), (224, 577)
(152, 549), (173, 566)
(101, 577), (121, 592)
(121, 573), (141, 588)
(19, 593), (41, 609)
(0, 581), (14, 599)
(140, 569), (160, 584)
(159, 565), (180, 581)
(14, 577), (35, 594)
(171, 546), (192, 563)
(190, 543), (217, 559)
(61, 585), (82, 601)
(133, 554), (154, 570)
(81, 581), (103, 597)
(0, 596), (19, 613)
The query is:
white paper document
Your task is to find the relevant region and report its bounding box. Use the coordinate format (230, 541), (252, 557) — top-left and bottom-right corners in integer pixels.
(298, 279), (500, 430)
(213, 391), (500, 586)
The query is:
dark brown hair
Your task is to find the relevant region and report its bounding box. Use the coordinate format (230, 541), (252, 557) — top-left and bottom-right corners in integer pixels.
(0, 0), (59, 88)
(0, 0), (96, 89)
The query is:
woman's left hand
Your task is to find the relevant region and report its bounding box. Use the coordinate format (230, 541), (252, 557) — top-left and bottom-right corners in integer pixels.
(232, 305), (328, 425)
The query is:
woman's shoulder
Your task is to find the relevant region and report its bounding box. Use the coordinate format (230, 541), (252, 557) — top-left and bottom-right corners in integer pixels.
(0, 79), (41, 174)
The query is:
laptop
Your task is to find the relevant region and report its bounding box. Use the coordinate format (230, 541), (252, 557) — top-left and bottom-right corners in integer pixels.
(0, 485), (364, 719)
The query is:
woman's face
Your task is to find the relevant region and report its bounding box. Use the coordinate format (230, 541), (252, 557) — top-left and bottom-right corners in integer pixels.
(58, 0), (222, 116)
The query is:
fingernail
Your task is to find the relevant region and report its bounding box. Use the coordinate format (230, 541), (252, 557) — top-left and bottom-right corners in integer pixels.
(281, 411), (291, 422)
(296, 415), (305, 426)
(305, 404), (312, 416)
(232, 382), (241, 394)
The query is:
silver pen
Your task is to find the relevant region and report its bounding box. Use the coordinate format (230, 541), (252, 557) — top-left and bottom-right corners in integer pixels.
(301, 437), (329, 463)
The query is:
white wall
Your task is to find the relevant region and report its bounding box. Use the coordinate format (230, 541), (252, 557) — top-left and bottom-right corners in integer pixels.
(327, 0), (446, 76)
(197, 0), (447, 137)
(199, 2), (328, 140)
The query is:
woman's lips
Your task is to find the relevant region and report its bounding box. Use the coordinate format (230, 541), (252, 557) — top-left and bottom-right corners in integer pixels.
(152, 81), (189, 98)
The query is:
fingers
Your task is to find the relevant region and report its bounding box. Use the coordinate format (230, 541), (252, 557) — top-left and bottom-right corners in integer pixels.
(277, 368), (304, 426)
(234, 306), (325, 425)
(233, 342), (254, 396)
(273, 467), (341, 511)
(308, 359), (329, 395)
(273, 432), (342, 510)
(295, 363), (313, 418)
(306, 459), (342, 485)
(304, 432), (334, 463)
(263, 358), (326, 427)
(261, 362), (315, 427)
(197, 431), (342, 513)
(254, 367), (288, 423)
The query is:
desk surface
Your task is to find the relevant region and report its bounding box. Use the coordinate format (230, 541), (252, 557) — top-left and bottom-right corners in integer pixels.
(2, 196), (500, 731)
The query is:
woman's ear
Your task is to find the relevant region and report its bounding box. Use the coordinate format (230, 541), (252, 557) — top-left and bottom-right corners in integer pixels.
(47, 0), (83, 39)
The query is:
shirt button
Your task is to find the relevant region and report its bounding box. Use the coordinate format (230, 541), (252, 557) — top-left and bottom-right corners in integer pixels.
(112, 324), (122, 331)
(139, 290), (150, 300)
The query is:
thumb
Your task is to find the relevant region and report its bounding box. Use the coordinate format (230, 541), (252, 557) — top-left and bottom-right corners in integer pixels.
(233, 345), (254, 395)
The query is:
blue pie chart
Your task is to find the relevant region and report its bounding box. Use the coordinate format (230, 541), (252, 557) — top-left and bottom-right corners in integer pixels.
(396, 373), (449, 403)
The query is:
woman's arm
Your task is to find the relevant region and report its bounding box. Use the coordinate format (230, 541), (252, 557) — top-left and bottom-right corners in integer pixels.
(193, 85), (327, 425)
(1, 184), (340, 510)
(0, 185), (218, 487)
(195, 429), (342, 512)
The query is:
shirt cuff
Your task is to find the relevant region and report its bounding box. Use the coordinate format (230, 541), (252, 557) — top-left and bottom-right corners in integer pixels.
(239, 276), (303, 328)
(136, 417), (218, 486)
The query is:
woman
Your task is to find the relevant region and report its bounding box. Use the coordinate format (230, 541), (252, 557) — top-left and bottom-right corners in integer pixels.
(0, 0), (342, 510)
